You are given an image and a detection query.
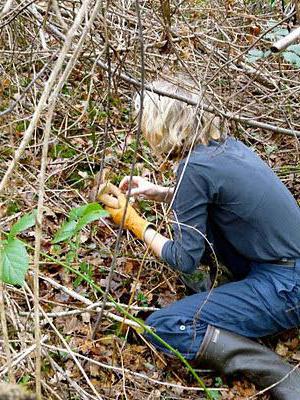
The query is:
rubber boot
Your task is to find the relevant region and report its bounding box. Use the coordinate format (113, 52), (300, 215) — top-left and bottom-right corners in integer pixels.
(197, 325), (300, 400)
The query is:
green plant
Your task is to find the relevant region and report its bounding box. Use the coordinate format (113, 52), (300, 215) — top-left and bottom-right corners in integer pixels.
(53, 202), (108, 243)
(49, 143), (77, 159)
(246, 21), (300, 68)
(207, 390), (221, 400)
(6, 201), (21, 215)
(137, 291), (148, 307)
(0, 203), (108, 286)
(214, 376), (223, 387)
(19, 374), (32, 385)
(0, 211), (36, 285)
(73, 261), (93, 288)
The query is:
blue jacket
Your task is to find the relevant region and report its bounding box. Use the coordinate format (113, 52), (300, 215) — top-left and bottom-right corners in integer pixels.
(162, 138), (300, 273)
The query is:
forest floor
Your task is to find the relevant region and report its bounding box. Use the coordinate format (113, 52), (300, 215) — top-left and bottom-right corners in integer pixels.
(1, 0), (300, 399)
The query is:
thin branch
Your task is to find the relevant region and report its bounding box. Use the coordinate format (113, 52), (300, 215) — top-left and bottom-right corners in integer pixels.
(43, 343), (228, 394)
(271, 26), (300, 52)
(0, 232), (15, 383)
(21, 3), (300, 136)
(0, 0), (14, 19)
(0, 336), (48, 377)
(0, 56), (55, 118)
(0, 0), (95, 196)
(20, 301), (159, 318)
(35, 272), (143, 329)
(0, 281), (15, 383)
(33, 104), (55, 399)
(94, 59), (300, 137)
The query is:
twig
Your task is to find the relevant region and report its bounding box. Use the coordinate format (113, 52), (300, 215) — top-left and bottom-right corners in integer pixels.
(0, 0), (14, 20)
(95, 59), (300, 137)
(271, 26), (300, 52)
(20, 301), (159, 318)
(20, 2), (300, 136)
(89, 0), (148, 340)
(51, 0), (68, 32)
(49, 357), (97, 400)
(34, 272), (143, 329)
(43, 343), (227, 393)
(0, 336), (48, 377)
(0, 281), (15, 383)
(0, 55), (55, 118)
(25, 283), (104, 400)
(248, 361), (300, 399)
(0, 0), (96, 196)
(33, 103), (55, 400)
(0, 0), (37, 28)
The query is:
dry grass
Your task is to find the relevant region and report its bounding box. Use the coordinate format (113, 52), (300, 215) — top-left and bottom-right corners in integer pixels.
(0, 0), (299, 399)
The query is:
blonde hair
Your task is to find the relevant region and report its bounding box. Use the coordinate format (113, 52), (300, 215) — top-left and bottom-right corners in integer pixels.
(134, 78), (225, 156)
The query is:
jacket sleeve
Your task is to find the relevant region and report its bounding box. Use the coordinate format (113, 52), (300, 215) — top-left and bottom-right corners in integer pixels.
(161, 163), (215, 274)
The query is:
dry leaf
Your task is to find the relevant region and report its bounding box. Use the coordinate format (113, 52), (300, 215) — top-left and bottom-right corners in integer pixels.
(276, 343), (289, 357)
(82, 312), (90, 323)
(64, 316), (78, 334)
(90, 363), (100, 377)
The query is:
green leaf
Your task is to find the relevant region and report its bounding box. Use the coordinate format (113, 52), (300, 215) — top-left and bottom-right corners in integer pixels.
(214, 376), (223, 387)
(73, 262), (93, 288)
(53, 203), (108, 243)
(10, 210), (37, 237)
(19, 375), (31, 385)
(282, 51), (300, 67)
(0, 238), (29, 286)
(287, 44), (300, 56)
(65, 250), (76, 264)
(68, 203), (103, 221)
(265, 26), (288, 40)
(52, 220), (77, 244)
(265, 144), (278, 155)
(75, 208), (108, 231)
(246, 49), (266, 63)
(207, 390), (221, 400)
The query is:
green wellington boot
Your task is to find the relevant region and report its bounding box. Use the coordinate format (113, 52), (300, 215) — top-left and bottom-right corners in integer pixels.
(197, 325), (300, 400)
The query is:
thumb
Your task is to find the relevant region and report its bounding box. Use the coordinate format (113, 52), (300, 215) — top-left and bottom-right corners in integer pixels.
(98, 193), (119, 208)
(117, 192), (128, 207)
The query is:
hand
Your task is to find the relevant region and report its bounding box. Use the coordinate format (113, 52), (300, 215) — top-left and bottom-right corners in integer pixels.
(97, 182), (152, 240)
(119, 176), (173, 203)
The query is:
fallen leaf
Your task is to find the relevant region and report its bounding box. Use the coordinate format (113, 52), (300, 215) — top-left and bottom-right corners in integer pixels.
(276, 342), (289, 357)
(82, 312), (90, 323)
(64, 316), (78, 334)
(292, 352), (300, 361)
(90, 363), (100, 377)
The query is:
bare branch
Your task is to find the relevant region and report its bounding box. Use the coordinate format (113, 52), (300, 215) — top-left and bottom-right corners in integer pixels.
(271, 26), (300, 52)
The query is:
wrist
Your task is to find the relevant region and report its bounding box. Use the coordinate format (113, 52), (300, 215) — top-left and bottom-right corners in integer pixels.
(144, 227), (169, 258)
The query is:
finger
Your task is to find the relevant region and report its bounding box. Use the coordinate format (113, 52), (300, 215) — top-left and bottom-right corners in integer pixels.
(97, 182), (111, 196)
(119, 176), (130, 191)
(129, 187), (147, 197)
(108, 183), (122, 198)
(98, 193), (119, 208)
(119, 176), (139, 192)
(117, 191), (127, 206)
(99, 182), (122, 200)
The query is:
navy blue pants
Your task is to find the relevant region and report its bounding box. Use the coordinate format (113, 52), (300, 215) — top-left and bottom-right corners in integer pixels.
(145, 228), (300, 359)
